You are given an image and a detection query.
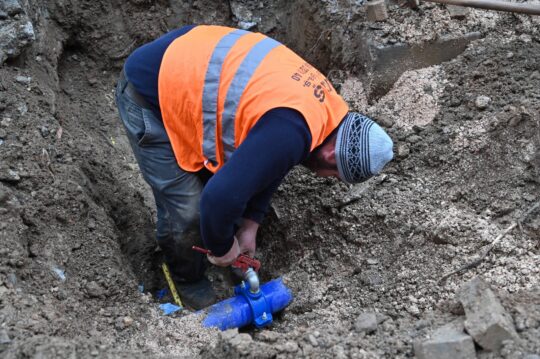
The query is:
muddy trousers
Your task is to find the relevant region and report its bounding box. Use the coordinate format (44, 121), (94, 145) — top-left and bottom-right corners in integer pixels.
(115, 72), (206, 283)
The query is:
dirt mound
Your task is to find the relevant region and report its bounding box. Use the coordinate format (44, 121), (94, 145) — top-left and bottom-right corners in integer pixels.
(1, 0), (539, 358)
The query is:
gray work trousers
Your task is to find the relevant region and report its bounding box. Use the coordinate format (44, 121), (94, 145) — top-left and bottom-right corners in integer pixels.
(115, 71), (206, 283)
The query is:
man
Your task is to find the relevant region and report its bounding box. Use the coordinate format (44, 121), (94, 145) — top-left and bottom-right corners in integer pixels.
(115, 25), (393, 310)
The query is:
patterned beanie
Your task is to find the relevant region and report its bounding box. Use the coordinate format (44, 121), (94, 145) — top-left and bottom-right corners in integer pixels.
(335, 112), (394, 184)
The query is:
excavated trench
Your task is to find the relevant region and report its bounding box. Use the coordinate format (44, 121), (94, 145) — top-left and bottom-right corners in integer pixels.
(3, 0), (539, 357)
(71, 3), (480, 294)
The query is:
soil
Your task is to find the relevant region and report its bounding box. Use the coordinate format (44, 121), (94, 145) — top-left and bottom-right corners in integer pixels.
(1, 0), (539, 358)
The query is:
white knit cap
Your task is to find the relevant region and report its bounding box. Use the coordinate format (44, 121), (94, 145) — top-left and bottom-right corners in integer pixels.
(335, 112), (394, 184)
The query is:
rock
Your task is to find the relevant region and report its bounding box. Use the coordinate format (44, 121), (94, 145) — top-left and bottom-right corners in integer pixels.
(414, 320), (476, 359)
(39, 126), (49, 137)
(220, 328), (238, 341)
(258, 330), (279, 343)
(396, 143), (410, 158)
(0, 18), (35, 65)
(407, 304), (420, 316)
(457, 277), (519, 351)
(228, 332), (252, 355)
(0, 169), (20, 183)
(360, 270), (384, 286)
(354, 312), (378, 333)
(122, 316), (133, 327)
(0, 186), (9, 202)
(86, 281), (105, 298)
(1, 0), (23, 15)
(366, 0), (388, 22)
(238, 21), (257, 30)
(0, 329), (10, 344)
(283, 341), (299, 353)
(307, 334), (319, 346)
(406, 134), (422, 144)
(1, 117), (12, 127)
(377, 115), (394, 128)
(475, 96), (491, 110)
(230, 1), (258, 30)
(14, 75), (31, 85)
(366, 258), (379, 265)
(6, 272), (17, 286)
(519, 34), (532, 43)
(447, 5), (469, 20)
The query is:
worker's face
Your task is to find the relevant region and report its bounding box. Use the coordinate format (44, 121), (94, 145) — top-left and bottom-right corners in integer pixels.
(303, 138), (341, 179)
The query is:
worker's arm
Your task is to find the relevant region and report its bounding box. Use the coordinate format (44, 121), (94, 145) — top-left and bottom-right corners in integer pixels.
(199, 108), (311, 259)
(242, 176), (283, 224)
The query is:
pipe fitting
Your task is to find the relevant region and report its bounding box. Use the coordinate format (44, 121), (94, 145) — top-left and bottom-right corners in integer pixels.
(243, 267), (260, 293)
(200, 278), (294, 330)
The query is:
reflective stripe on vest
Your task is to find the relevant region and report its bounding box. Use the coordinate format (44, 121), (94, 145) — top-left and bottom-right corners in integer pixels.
(202, 29), (248, 166)
(220, 37), (281, 161)
(201, 32), (281, 166)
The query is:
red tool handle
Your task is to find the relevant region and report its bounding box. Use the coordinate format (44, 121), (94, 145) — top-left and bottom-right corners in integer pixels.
(192, 246), (261, 272)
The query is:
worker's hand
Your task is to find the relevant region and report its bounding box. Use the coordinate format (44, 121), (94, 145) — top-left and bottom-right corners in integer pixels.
(236, 218), (259, 258)
(207, 236), (240, 267)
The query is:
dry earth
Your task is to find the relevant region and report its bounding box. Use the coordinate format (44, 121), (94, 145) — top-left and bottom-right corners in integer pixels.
(0, 0), (539, 358)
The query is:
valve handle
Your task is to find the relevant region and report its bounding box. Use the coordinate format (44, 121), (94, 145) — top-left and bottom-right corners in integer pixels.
(192, 246), (261, 272)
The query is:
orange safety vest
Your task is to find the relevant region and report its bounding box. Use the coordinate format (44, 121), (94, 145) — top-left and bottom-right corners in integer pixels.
(158, 25), (349, 173)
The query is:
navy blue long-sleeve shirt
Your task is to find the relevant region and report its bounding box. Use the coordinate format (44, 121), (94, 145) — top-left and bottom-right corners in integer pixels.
(125, 26), (313, 256)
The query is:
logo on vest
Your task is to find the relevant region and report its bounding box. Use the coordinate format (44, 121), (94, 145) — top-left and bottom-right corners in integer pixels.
(290, 62), (334, 104)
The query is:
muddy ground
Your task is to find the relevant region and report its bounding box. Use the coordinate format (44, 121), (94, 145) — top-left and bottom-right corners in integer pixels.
(1, 0), (539, 358)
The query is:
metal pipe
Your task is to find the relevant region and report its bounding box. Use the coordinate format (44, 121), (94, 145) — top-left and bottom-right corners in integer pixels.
(424, 0), (540, 16)
(243, 267), (260, 293)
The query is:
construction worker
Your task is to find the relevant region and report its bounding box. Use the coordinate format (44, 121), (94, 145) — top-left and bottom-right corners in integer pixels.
(115, 25), (393, 310)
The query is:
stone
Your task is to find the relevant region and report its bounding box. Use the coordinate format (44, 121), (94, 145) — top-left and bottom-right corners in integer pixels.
(228, 332), (252, 355)
(307, 334), (318, 346)
(414, 320), (476, 359)
(366, 0), (388, 22)
(238, 21), (257, 30)
(377, 115), (394, 128)
(407, 304), (420, 316)
(39, 126), (49, 137)
(0, 18), (35, 65)
(0, 169), (20, 183)
(86, 281), (105, 298)
(14, 75), (31, 85)
(366, 258), (379, 265)
(475, 96), (491, 110)
(354, 312), (378, 333)
(258, 330), (279, 343)
(1, 0), (23, 15)
(396, 143), (410, 158)
(447, 5), (469, 20)
(122, 316), (133, 327)
(406, 134), (422, 144)
(0, 329), (10, 344)
(283, 341), (299, 353)
(6, 272), (17, 286)
(458, 277), (519, 351)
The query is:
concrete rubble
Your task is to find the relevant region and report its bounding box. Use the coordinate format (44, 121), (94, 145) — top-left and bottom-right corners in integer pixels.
(458, 277), (520, 351)
(354, 311), (379, 333)
(414, 319), (476, 359)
